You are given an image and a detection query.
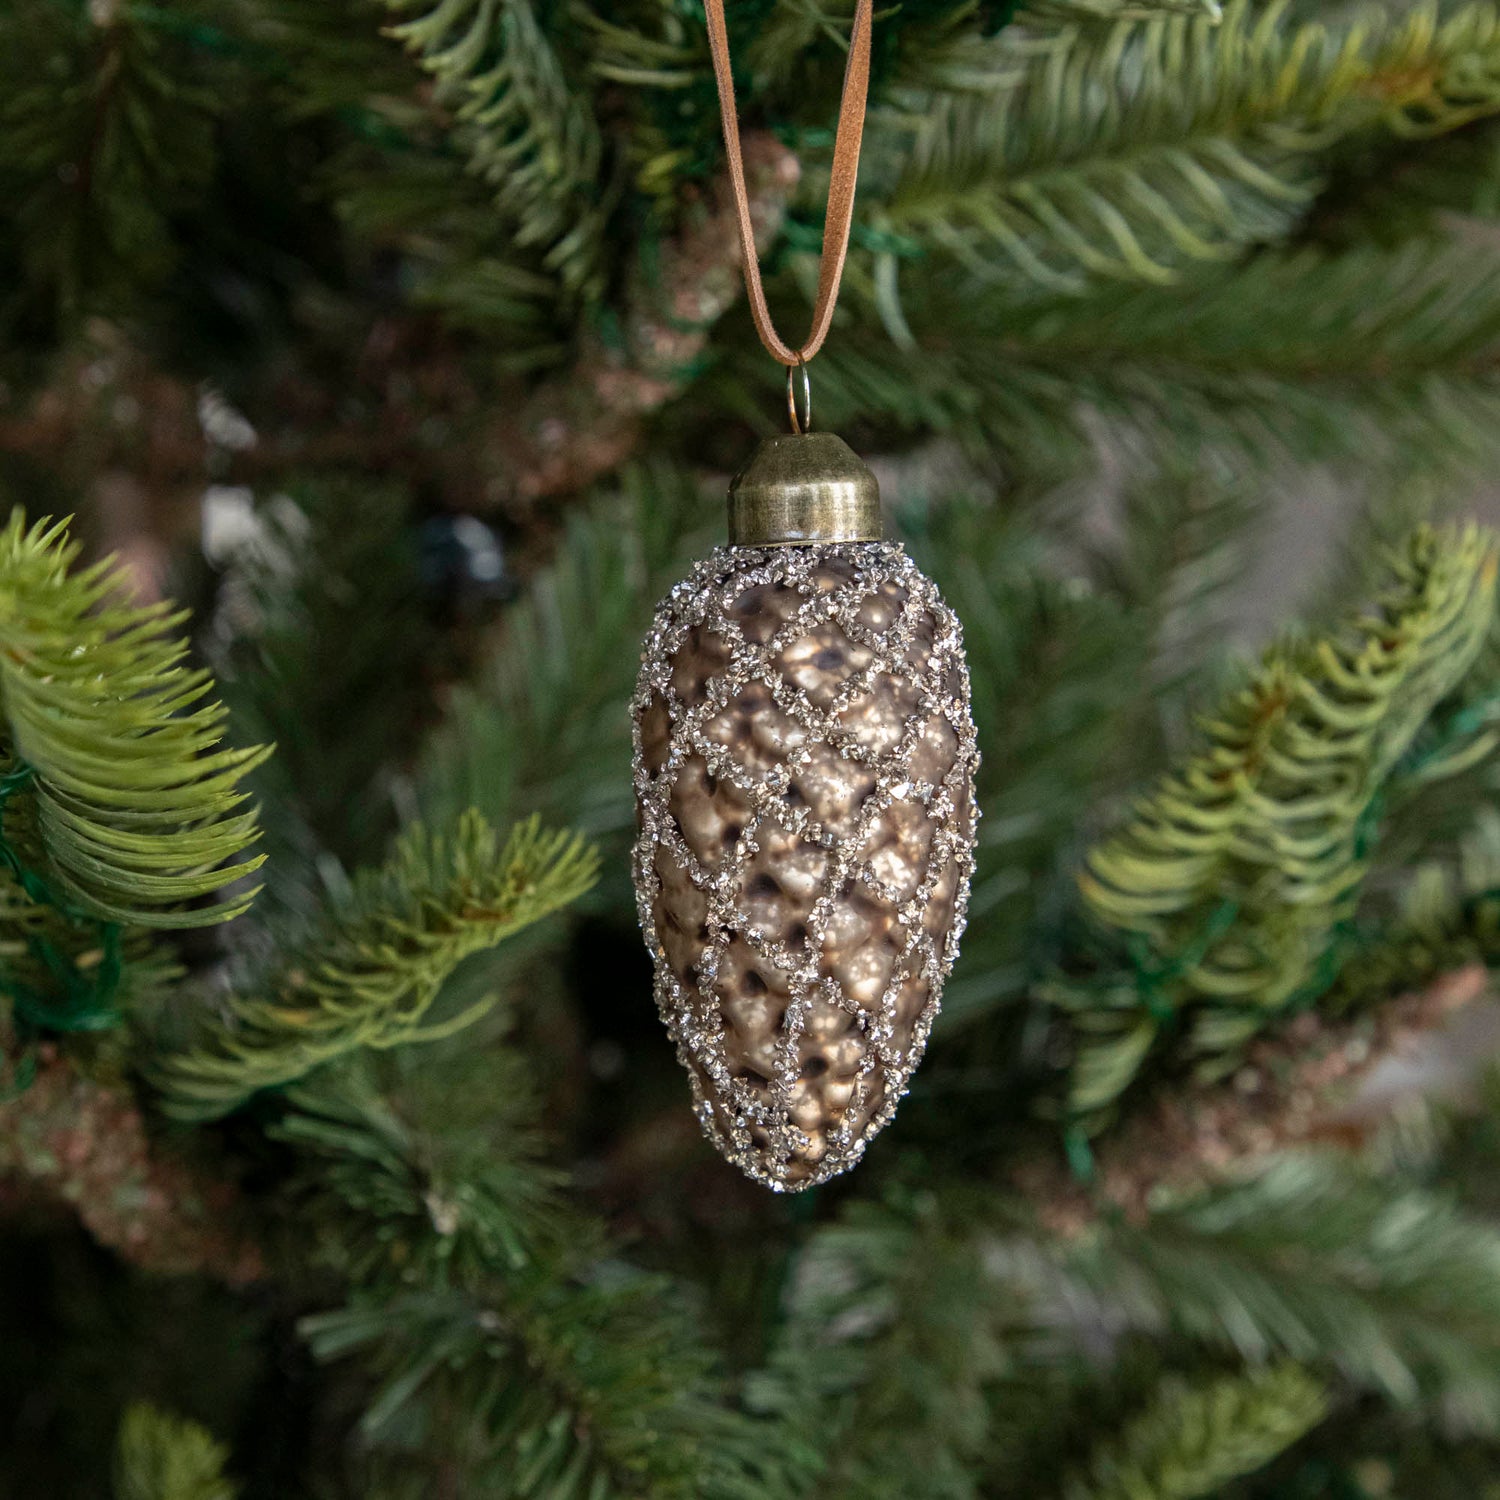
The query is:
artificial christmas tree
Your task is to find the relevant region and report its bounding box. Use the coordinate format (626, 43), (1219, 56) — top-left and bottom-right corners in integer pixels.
(7, 0), (1500, 1496)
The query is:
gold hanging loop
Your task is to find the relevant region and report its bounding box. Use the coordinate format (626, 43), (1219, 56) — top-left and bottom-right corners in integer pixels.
(787, 357), (813, 434)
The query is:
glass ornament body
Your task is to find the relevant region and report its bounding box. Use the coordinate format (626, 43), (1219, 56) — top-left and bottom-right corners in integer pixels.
(631, 434), (979, 1190)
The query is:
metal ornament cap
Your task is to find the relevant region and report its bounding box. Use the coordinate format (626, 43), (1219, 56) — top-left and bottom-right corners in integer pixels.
(728, 432), (882, 546)
(631, 535), (979, 1192)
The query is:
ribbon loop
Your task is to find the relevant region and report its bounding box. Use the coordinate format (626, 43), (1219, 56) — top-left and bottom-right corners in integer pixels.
(704, 0), (873, 368)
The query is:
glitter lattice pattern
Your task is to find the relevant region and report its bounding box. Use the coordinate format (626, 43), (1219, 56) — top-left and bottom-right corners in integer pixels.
(632, 542), (979, 1190)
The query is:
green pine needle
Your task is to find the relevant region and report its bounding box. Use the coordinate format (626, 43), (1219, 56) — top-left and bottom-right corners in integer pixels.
(1333, 802), (1500, 1004)
(804, 234), (1500, 475)
(879, 0), (1500, 299)
(1063, 523), (1497, 1112)
(1061, 1363), (1328, 1500)
(1022, 0), (1224, 21)
(1070, 1154), (1500, 1432)
(158, 810), (598, 1118)
(113, 1403), (236, 1500)
(382, 0), (607, 302)
(419, 462), (712, 849)
(0, 511), (269, 929)
(0, 0), (220, 318)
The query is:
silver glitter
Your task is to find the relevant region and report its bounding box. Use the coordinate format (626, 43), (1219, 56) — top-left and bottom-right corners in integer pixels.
(632, 542), (980, 1191)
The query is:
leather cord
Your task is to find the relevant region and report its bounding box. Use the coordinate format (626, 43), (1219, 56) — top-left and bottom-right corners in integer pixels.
(704, 0), (873, 368)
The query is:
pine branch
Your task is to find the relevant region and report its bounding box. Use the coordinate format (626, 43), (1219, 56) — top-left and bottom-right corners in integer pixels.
(490, 131), (800, 507)
(249, 0), (573, 354)
(304, 1274), (780, 1500)
(272, 1051), (564, 1281)
(1333, 807), (1500, 1005)
(113, 1403), (237, 1500)
(1020, 0), (1224, 21)
(279, 1057), (812, 1500)
(205, 480), (437, 896)
(1018, 965), (1489, 1235)
(1067, 1155), (1500, 1431)
(0, 834), (183, 1040)
(1060, 523), (1497, 1114)
(1060, 1363), (1328, 1500)
(788, 234), (1500, 479)
(917, 470), (1255, 1038)
(0, 1045), (262, 1282)
(753, 1194), (1014, 1500)
(0, 0), (220, 323)
(419, 462), (713, 848)
(1008, 239), (1500, 388)
(874, 0), (1500, 304)
(0, 512), (268, 929)
(754, 1169), (1500, 1491)
(157, 812), (598, 1118)
(908, 505), (1159, 1032)
(1338, 609), (1500, 966)
(381, 0), (607, 303)
(222, 112), (797, 504)
(578, 4), (698, 95)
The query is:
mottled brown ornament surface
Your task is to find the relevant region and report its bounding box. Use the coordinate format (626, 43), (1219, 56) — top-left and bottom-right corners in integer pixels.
(632, 542), (978, 1191)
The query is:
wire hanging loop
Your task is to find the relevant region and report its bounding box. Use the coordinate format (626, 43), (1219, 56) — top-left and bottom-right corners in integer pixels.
(787, 357), (813, 435)
(703, 0), (873, 369)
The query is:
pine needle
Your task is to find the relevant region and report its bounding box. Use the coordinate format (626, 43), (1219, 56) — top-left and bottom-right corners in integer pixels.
(1060, 523), (1497, 1112)
(1061, 1363), (1328, 1500)
(157, 811), (598, 1118)
(113, 1403), (237, 1500)
(0, 511), (269, 929)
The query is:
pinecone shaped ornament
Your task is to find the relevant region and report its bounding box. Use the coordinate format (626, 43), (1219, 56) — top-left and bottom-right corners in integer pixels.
(632, 433), (979, 1190)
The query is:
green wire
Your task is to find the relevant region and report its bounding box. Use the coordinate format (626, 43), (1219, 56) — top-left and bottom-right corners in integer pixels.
(0, 761), (126, 1093)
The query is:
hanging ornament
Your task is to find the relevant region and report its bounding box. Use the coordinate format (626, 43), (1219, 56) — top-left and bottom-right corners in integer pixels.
(631, 0), (979, 1191)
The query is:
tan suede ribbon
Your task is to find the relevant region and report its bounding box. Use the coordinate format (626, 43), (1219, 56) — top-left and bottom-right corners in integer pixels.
(703, 0), (873, 368)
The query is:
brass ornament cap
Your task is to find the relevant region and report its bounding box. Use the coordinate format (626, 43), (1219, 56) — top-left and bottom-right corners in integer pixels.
(631, 540), (979, 1191)
(727, 432), (882, 546)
